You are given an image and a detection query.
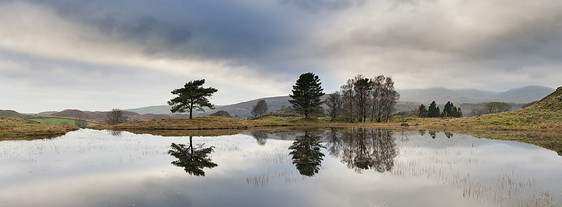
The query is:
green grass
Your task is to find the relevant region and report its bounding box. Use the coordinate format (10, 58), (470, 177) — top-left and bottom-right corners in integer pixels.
(30, 117), (99, 127)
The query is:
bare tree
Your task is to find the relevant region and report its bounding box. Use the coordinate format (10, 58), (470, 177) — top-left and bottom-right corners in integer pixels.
(370, 75), (385, 122)
(104, 109), (128, 125)
(340, 79), (356, 122)
(325, 92), (343, 121)
(353, 75), (372, 122)
(74, 111), (88, 128)
(380, 76), (399, 122)
(251, 99), (268, 118)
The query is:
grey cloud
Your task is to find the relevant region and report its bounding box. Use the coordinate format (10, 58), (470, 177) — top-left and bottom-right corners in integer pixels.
(28, 0), (300, 61)
(278, 0), (364, 12)
(332, 0), (562, 72)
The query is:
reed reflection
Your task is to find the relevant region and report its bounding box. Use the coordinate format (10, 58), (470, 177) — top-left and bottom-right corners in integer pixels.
(168, 136), (217, 176)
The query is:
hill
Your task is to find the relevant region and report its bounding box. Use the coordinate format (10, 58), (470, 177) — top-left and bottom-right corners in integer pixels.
(492, 85), (555, 103)
(397, 85), (553, 104)
(427, 86), (561, 130)
(422, 86), (562, 154)
(46, 109), (175, 123)
(0, 110), (32, 120)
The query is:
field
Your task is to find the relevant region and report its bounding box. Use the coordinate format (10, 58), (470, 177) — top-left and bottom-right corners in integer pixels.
(30, 117), (99, 127)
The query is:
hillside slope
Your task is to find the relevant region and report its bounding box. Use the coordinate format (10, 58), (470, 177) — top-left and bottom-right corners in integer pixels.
(0, 110), (32, 120)
(423, 86), (562, 154)
(429, 86), (561, 130)
(398, 85), (553, 104)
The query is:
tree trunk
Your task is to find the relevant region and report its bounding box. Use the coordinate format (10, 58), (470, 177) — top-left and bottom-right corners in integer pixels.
(189, 102), (193, 119)
(189, 136), (193, 152)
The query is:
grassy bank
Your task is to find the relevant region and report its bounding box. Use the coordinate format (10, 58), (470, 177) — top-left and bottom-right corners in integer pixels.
(0, 118), (78, 139)
(94, 116), (295, 131)
(30, 117), (99, 127)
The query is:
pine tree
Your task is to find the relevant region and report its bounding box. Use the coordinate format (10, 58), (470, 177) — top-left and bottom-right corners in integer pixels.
(289, 72), (325, 118)
(168, 79), (218, 119)
(443, 101), (453, 117)
(428, 101), (440, 117)
(418, 104), (428, 118)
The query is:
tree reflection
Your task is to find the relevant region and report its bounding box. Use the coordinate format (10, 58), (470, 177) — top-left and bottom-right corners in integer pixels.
(250, 131), (268, 145)
(168, 136), (217, 176)
(335, 128), (398, 173)
(429, 131), (437, 139)
(289, 131), (325, 177)
(445, 132), (453, 138)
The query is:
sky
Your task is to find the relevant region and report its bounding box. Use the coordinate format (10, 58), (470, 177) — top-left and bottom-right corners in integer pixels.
(1, 0), (561, 113)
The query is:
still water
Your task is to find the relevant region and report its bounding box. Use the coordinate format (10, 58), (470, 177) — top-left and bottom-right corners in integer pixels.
(0, 128), (560, 207)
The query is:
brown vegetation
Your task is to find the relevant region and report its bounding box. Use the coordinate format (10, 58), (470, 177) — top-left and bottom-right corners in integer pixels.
(0, 118), (78, 139)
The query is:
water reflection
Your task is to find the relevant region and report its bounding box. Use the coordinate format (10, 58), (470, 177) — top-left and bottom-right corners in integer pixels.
(289, 131), (325, 176)
(250, 130), (268, 145)
(329, 128), (398, 173)
(168, 136), (217, 176)
(429, 131), (437, 139)
(109, 130), (122, 136)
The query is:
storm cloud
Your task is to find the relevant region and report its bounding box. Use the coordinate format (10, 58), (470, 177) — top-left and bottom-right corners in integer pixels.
(0, 0), (560, 112)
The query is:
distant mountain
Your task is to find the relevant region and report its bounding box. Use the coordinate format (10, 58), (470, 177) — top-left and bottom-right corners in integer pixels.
(127, 85), (553, 117)
(127, 96), (294, 118)
(398, 85), (554, 104)
(492, 86), (555, 103)
(45, 109), (175, 123)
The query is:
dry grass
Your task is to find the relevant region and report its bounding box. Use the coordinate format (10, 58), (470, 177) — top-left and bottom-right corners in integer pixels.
(0, 118), (78, 139)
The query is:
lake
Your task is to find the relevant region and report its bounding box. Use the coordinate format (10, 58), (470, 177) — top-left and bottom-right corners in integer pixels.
(0, 128), (560, 207)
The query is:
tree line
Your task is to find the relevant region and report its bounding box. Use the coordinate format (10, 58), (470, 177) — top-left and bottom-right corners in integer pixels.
(166, 72), (399, 122)
(418, 101), (463, 118)
(326, 75), (399, 122)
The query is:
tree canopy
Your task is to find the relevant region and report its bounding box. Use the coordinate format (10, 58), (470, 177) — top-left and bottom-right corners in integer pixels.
(168, 79), (218, 119)
(289, 72), (325, 118)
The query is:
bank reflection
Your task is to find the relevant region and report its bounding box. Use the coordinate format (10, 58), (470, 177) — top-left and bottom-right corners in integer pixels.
(328, 128), (398, 173)
(168, 136), (217, 176)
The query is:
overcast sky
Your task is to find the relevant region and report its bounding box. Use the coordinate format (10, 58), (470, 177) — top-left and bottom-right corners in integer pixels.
(1, 0), (561, 113)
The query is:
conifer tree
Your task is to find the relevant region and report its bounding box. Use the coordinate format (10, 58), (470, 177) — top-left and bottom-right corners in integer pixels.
(168, 79), (218, 119)
(418, 104), (428, 118)
(427, 101), (440, 117)
(289, 72), (325, 118)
